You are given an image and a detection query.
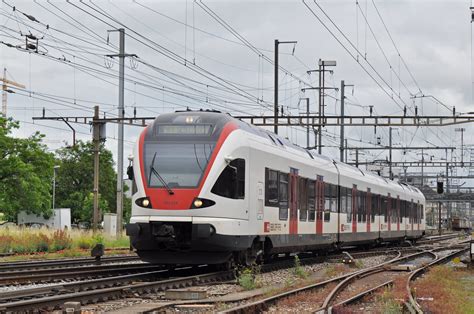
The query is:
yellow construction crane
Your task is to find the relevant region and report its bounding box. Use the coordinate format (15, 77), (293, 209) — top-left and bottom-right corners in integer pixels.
(1, 68), (25, 117)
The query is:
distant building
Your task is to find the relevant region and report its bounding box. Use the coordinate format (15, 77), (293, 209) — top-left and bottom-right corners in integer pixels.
(17, 208), (71, 230)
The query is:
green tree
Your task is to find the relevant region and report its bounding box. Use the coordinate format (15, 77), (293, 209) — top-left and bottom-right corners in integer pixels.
(0, 118), (55, 221)
(55, 140), (117, 223)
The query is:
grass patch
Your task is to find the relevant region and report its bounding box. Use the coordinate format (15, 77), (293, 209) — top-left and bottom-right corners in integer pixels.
(413, 265), (474, 313)
(325, 264), (347, 278)
(0, 226), (129, 259)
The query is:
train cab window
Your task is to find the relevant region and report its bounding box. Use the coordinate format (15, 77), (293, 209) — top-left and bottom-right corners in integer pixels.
(211, 159), (245, 199)
(308, 180), (316, 221)
(279, 173), (289, 220)
(299, 178), (308, 221)
(265, 168), (279, 206)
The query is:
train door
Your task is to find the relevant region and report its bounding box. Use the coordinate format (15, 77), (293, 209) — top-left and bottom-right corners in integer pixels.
(352, 185), (357, 233)
(367, 188), (371, 233)
(289, 169), (298, 235)
(410, 199), (414, 233)
(316, 176), (324, 234)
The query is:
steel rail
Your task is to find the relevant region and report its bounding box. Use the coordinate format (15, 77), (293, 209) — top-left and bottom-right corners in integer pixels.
(0, 263), (163, 285)
(328, 245), (469, 313)
(0, 255), (138, 272)
(319, 251), (438, 313)
(406, 247), (470, 313)
(220, 250), (403, 314)
(0, 270), (234, 312)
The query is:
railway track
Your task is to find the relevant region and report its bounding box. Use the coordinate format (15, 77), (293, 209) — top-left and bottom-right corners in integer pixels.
(0, 269), (234, 312)
(0, 254), (138, 272)
(0, 234), (464, 312)
(0, 247), (404, 312)
(222, 241), (469, 314)
(0, 262), (164, 285)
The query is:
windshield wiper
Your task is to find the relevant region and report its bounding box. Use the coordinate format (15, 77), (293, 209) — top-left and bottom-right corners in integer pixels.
(148, 152), (175, 195)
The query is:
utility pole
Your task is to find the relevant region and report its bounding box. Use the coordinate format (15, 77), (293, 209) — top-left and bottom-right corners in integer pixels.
(1, 68), (25, 117)
(306, 98), (310, 149)
(303, 59), (337, 154)
(299, 98), (310, 148)
(274, 39), (297, 135)
(107, 28), (137, 237)
(340, 80), (353, 162)
(117, 28), (125, 237)
(389, 127), (393, 180)
(455, 127), (465, 165)
(274, 39), (278, 135)
(340, 80), (345, 162)
(344, 139), (348, 163)
(92, 106), (101, 232)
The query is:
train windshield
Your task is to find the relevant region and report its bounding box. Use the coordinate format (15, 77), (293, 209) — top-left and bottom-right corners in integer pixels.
(144, 142), (215, 188)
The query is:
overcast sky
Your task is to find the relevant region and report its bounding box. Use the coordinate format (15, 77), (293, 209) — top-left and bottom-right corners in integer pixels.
(1, 0), (473, 185)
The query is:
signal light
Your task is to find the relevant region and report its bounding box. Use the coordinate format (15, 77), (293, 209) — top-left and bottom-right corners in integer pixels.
(437, 181), (444, 194)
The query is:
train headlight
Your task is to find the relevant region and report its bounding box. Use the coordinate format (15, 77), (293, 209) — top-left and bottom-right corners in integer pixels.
(135, 197), (152, 208)
(190, 198), (215, 209)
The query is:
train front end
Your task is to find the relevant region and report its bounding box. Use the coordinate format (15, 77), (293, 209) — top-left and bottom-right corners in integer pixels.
(126, 111), (252, 265)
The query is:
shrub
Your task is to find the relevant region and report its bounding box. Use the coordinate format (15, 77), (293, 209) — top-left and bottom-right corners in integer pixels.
(293, 255), (308, 279)
(236, 264), (261, 291)
(50, 230), (72, 251)
(0, 235), (13, 253)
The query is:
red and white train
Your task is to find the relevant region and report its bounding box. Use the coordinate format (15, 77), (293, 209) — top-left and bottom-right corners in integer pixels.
(126, 110), (426, 265)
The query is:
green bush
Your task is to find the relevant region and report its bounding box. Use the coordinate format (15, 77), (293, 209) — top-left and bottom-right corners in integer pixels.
(236, 264), (261, 291)
(293, 255), (308, 279)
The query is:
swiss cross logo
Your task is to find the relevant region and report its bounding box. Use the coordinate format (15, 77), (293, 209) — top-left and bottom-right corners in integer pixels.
(264, 222), (270, 233)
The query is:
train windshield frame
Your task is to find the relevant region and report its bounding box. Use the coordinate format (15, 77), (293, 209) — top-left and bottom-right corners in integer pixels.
(144, 142), (215, 189)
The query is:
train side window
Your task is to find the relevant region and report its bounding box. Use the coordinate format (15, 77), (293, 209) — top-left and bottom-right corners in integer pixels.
(347, 187), (353, 223)
(381, 196), (387, 223)
(211, 159), (245, 199)
(420, 204), (424, 220)
(324, 184), (331, 212)
(331, 185), (338, 213)
(371, 194), (377, 223)
(308, 180), (315, 221)
(324, 183), (331, 222)
(265, 168), (279, 206)
(340, 187), (346, 215)
(279, 173), (289, 220)
(299, 178), (308, 221)
(391, 198), (397, 223)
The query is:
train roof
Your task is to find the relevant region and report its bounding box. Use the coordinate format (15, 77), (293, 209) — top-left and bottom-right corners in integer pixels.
(157, 110), (424, 199)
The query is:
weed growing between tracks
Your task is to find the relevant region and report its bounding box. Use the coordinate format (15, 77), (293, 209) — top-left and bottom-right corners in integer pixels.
(293, 255), (308, 279)
(236, 264), (261, 290)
